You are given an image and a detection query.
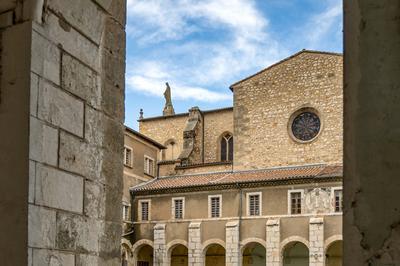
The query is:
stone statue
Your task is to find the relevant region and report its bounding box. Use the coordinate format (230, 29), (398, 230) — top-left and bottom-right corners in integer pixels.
(163, 82), (175, 116)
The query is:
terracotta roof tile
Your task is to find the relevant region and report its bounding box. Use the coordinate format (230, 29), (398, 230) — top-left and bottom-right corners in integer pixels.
(131, 164), (342, 193)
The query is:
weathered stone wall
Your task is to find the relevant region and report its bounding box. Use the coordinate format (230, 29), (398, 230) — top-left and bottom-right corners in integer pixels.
(140, 108), (233, 168)
(344, 1), (400, 265)
(140, 115), (188, 160)
(203, 109), (233, 162)
(232, 51), (343, 170)
(0, 0), (126, 265)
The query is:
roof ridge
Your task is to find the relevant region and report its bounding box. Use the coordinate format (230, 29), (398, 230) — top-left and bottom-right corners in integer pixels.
(229, 49), (343, 90)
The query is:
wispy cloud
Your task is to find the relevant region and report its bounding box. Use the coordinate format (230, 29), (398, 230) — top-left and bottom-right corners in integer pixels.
(305, 0), (342, 49)
(126, 0), (285, 102)
(126, 61), (231, 102)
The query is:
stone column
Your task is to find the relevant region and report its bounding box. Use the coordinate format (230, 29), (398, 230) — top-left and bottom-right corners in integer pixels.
(225, 220), (240, 266)
(266, 219), (280, 266)
(309, 217), (324, 266)
(188, 222), (203, 266)
(154, 224), (167, 266)
(0, 1), (126, 265)
(344, 1), (400, 265)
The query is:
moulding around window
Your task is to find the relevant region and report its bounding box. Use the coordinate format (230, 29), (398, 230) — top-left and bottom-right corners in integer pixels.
(287, 189), (304, 215)
(246, 192), (262, 216)
(208, 194), (222, 218)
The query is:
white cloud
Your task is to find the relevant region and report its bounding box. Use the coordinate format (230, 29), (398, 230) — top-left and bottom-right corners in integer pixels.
(306, 0), (342, 48)
(126, 62), (231, 102)
(126, 0), (286, 102)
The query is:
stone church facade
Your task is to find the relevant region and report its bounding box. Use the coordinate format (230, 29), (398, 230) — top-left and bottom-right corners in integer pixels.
(122, 50), (343, 266)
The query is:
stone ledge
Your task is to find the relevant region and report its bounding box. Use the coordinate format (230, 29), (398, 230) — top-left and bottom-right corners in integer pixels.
(309, 217), (324, 224)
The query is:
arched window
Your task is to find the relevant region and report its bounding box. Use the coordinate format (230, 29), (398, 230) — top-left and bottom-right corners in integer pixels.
(163, 139), (178, 161)
(220, 134), (233, 161)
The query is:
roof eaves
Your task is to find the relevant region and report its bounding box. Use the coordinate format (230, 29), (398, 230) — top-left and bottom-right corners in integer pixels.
(229, 49), (343, 91)
(125, 126), (166, 149)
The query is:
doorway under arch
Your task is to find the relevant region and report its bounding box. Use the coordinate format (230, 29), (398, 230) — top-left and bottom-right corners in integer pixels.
(282, 241), (309, 266)
(242, 242), (266, 266)
(326, 240), (343, 266)
(204, 243), (225, 266)
(136, 244), (153, 266)
(170, 244), (188, 266)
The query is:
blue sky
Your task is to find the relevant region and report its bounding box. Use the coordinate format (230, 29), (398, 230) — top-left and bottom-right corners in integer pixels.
(125, 0), (342, 129)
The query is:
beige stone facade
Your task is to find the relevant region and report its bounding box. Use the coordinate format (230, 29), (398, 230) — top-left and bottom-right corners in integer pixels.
(124, 51), (343, 266)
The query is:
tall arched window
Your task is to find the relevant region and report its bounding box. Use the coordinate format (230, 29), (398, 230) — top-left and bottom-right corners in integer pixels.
(163, 139), (178, 161)
(220, 133), (233, 161)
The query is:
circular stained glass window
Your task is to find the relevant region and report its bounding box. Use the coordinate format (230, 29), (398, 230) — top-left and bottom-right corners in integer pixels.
(291, 111), (321, 141)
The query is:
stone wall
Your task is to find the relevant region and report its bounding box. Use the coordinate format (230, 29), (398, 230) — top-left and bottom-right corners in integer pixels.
(0, 0), (126, 265)
(232, 51), (343, 170)
(203, 109), (233, 162)
(140, 108), (233, 168)
(344, 1), (400, 264)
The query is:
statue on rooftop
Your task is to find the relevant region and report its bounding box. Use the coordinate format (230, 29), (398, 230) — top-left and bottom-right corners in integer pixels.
(163, 82), (175, 116)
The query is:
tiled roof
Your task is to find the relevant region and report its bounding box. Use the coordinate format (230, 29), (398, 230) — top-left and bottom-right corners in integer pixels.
(131, 164), (342, 194)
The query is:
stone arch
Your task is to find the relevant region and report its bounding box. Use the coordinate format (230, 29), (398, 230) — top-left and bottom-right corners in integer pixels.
(325, 235), (343, 266)
(121, 239), (134, 257)
(202, 239), (226, 254)
(324, 235), (343, 252)
(202, 239), (226, 266)
(241, 238), (267, 266)
(280, 236), (310, 266)
(240, 238), (266, 254)
(280, 236), (309, 253)
(132, 239), (154, 266)
(163, 138), (179, 160)
(167, 239), (189, 266)
(217, 131), (233, 162)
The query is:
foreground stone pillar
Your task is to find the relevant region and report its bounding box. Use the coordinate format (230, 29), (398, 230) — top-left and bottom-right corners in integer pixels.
(0, 1), (126, 265)
(266, 219), (280, 266)
(226, 220), (240, 266)
(344, 1), (400, 264)
(188, 222), (203, 266)
(309, 218), (324, 266)
(154, 224), (167, 266)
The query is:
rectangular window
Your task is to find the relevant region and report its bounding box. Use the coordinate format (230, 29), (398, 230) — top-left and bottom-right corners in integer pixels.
(144, 156), (155, 176)
(334, 189), (343, 212)
(124, 147), (133, 167)
(172, 197), (184, 219)
(247, 192), (261, 216)
(122, 204), (130, 221)
(138, 200), (151, 221)
(290, 192), (302, 214)
(209, 195), (221, 218)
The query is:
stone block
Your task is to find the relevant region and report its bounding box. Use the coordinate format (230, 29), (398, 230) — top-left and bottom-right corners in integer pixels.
(29, 116), (58, 166)
(101, 79), (125, 120)
(56, 212), (102, 253)
(29, 160), (35, 204)
(28, 204), (56, 248)
(102, 17), (125, 57)
(30, 72), (39, 116)
(62, 53), (100, 108)
(85, 105), (124, 153)
(38, 79), (84, 137)
(104, 183), (123, 222)
(47, 0), (105, 44)
(34, 13), (100, 71)
(59, 131), (103, 181)
(84, 180), (106, 219)
(32, 249), (75, 266)
(31, 30), (60, 85)
(99, 221), (122, 258)
(35, 164), (84, 213)
(102, 48), (124, 86)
